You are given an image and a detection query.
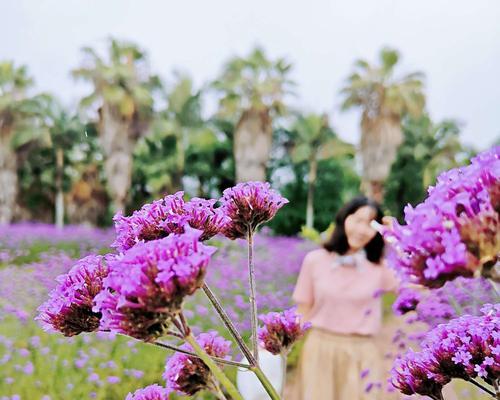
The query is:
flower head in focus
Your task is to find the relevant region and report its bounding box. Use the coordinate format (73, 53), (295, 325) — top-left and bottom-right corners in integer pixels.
(94, 228), (216, 341)
(163, 331), (231, 396)
(220, 182), (288, 240)
(36, 255), (109, 336)
(258, 307), (311, 355)
(112, 192), (229, 252)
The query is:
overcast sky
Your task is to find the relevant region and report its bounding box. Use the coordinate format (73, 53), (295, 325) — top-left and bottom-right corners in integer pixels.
(2, 0), (500, 150)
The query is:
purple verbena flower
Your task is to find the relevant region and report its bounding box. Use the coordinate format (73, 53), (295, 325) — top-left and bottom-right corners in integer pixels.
(36, 255), (109, 336)
(112, 192), (229, 252)
(257, 307), (311, 355)
(219, 182), (289, 240)
(163, 331), (231, 396)
(94, 228), (216, 341)
(181, 198), (230, 241)
(125, 384), (169, 400)
(392, 303), (500, 397)
(392, 287), (421, 315)
(384, 146), (499, 287)
(112, 192), (186, 252)
(391, 349), (449, 398)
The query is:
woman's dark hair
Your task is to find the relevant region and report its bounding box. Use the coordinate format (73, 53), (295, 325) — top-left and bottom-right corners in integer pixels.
(323, 196), (385, 264)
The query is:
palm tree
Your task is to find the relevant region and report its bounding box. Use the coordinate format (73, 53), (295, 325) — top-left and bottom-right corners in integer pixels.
(213, 47), (293, 182)
(0, 62), (46, 223)
(341, 47), (425, 202)
(38, 96), (85, 227)
(384, 115), (473, 220)
(133, 73), (220, 200)
(289, 113), (355, 228)
(72, 39), (162, 213)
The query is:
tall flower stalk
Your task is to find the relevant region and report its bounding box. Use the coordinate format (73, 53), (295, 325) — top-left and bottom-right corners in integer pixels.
(247, 228), (259, 362)
(220, 181), (289, 365)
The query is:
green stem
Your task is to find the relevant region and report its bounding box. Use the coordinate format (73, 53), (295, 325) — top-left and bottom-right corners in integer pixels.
(210, 377), (228, 400)
(491, 377), (499, 399)
(247, 227), (259, 364)
(465, 377), (496, 397)
(251, 365), (282, 400)
(152, 340), (251, 369)
(430, 391), (444, 400)
(202, 282), (256, 365)
(280, 352), (288, 398)
(185, 334), (244, 400)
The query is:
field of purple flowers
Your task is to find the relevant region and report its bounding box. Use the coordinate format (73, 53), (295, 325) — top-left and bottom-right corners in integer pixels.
(0, 223), (313, 399)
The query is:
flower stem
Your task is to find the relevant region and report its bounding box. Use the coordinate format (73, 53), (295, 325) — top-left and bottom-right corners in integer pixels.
(247, 227), (259, 364)
(429, 391), (444, 400)
(202, 282), (256, 365)
(152, 341), (251, 369)
(210, 377), (228, 400)
(280, 352), (288, 398)
(185, 333), (244, 400)
(465, 377), (496, 397)
(250, 364), (282, 400)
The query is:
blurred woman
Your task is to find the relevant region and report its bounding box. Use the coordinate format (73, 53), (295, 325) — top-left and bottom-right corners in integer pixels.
(292, 196), (398, 400)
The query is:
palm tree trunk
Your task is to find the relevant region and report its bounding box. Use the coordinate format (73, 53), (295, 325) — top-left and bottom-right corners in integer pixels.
(0, 130), (18, 224)
(234, 108), (272, 182)
(55, 147), (64, 228)
(99, 104), (134, 214)
(360, 113), (402, 203)
(306, 153), (318, 229)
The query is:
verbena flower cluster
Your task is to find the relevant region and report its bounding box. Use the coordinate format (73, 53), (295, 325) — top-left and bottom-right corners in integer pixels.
(257, 307), (311, 355)
(125, 384), (169, 400)
(391, 304), (500, 399)
(384, 146), (499, 287)
(36, 255), (109, 337)
(220, 182), (289, 239)
(94, 228), (216, 341)
(35, 182), (290, 399)
(163, 331), (231, 396)
(112, 183), (288, 252)
(112, 192), (229, 252)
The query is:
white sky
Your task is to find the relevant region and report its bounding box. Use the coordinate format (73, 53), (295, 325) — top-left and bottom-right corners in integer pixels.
(2, 0), (500, 150)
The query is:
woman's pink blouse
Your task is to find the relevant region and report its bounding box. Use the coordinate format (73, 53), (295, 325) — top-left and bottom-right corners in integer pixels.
(293, 248), (399, 336)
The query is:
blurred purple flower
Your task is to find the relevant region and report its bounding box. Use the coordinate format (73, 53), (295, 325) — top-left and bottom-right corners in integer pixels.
(392, 287), (421, 315)
(384, 146), (499, 287)
(391, 304), (500, 397)
(415, 277), (499, 328)
(107, 376), (120, 384)
(125, 384), (169, 400)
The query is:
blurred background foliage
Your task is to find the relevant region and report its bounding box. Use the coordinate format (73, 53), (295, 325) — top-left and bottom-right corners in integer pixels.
(1, 41), (486, 235)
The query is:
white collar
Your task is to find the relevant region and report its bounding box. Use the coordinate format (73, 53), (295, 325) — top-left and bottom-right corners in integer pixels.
(332, 251), (365, 270)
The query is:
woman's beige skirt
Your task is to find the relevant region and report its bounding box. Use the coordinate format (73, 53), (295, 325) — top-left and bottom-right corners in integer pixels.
(292, 328), (387, 400)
